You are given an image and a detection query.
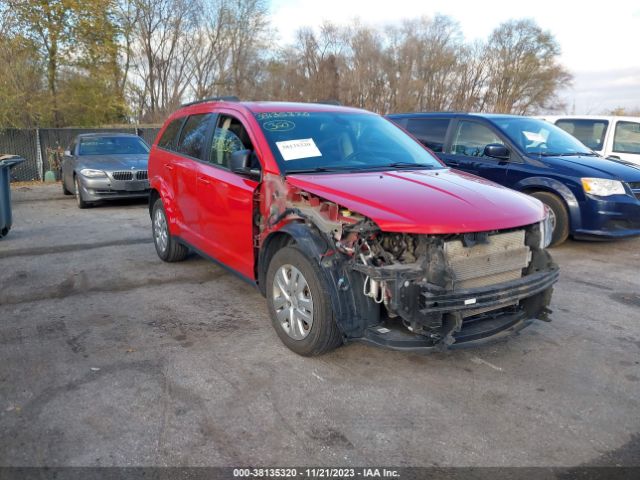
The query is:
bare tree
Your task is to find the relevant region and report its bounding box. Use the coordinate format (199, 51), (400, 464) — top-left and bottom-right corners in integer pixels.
(131, 0), (199, 122)
(482, 19), (572, 114)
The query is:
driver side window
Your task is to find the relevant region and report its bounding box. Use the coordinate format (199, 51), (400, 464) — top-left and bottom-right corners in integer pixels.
(209, 115), (256, 169)
(450, 121), (503, 157)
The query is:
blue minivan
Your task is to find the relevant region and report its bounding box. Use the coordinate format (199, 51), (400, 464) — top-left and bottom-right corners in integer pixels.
(387, 113), (640, 246)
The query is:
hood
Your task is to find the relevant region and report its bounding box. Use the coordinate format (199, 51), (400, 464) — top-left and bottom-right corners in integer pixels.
(286, 169), (545, 234)
(537, 155), (640, 182)
(78, 154), (148, 171)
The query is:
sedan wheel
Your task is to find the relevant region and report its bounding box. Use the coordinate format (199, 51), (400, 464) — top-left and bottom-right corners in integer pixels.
(272, 264), (314, 340)
(74, 176), (90, 209)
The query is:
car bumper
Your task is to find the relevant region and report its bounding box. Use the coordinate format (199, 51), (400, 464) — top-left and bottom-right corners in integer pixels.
(574, 194), (640, 239)
(355, 265), (559, 352)
(78, 176), (150, 201)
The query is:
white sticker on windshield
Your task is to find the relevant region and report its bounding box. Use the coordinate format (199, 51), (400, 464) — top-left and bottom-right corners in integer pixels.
(276, 138), (322, 161)
(523, 131), (546, 143)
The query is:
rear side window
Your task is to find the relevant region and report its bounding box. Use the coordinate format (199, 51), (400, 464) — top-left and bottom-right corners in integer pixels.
(176, 114), (214, 159)
(158, 118), (184, 150)
(613, 121), (640, 154)
(555, 119), (608, 151)
(405, 118), (450, 152)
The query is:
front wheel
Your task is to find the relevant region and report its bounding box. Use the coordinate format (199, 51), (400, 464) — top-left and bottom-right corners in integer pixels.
(266, 246), (342, 356)
(151, 199), (188, 262)
(62, 177), (73, 195)
(74, 176), (91, 209)
(530, 191), (569, 247)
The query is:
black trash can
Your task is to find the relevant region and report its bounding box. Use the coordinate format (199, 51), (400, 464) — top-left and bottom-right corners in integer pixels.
(0, 155), (26, 239)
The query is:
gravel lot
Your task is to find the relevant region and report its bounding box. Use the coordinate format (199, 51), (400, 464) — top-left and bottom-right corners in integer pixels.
(0, 183), (639, 467)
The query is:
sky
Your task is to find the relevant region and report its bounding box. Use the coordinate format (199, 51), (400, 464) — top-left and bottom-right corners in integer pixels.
(269, 0), (640, 114)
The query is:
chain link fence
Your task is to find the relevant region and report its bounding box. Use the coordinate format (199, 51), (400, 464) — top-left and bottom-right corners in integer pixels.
(0, 127), (161, 182)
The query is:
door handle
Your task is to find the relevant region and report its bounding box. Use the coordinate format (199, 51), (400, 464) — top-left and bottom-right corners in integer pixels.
(448, 161), (460, 167)
(164, 163), (174, 170)
(197, 176), (211, 185)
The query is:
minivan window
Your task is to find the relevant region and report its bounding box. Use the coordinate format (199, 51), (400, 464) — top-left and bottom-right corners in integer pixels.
(255, 112), (443, 173)
(450, 121), (504, 157)
(176, 114), (213, 159)
(613, 121), (640, 154)
(492, 117), (592, 156)
(555, 119), (608, 151)
(405, 118), (450, 152)
(158, 117), (184, 150)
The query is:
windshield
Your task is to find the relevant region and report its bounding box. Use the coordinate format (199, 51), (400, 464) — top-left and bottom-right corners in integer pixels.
(255, 112), (444, 173)
(491, 117), (593, 156)
(78, 136), (150, 155)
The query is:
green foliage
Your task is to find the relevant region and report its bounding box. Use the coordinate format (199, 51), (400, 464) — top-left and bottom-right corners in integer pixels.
(1, 0), (128, 127)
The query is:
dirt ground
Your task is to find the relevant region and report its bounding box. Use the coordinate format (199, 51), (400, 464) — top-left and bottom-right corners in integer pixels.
(0, 183), (639, 467)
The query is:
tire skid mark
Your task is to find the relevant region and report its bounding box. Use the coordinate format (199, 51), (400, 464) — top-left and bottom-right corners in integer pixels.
(0, 237), (152, 259)
(0, 270), (227, 306)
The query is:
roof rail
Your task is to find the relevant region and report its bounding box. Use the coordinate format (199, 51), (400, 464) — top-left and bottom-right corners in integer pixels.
(181, 96), (240, 108)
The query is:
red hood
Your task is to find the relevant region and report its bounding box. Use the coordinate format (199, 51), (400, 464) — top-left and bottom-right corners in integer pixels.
(286, 169), (545, 234)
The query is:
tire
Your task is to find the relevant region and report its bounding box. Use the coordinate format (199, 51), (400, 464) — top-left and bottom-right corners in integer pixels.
(266, 246), (342, 356)
(62, 178), (73, 195)
(151, 198), (188, 262)
(74, 176), (91, 209)
(0, 227), (8, 238)
(530, 191), (569, 247)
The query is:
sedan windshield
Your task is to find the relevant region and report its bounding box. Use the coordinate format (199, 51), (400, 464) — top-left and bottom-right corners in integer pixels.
(78, 136), (150, 155)
(255, 111), (444, 173)
(491, 117), (593, 156)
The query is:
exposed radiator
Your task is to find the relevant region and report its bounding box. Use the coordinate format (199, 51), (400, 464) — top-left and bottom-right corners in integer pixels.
(443, 230), (531, 317)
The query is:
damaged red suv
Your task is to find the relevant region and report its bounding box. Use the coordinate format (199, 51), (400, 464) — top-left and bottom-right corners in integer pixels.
(148, 99), (558, 355)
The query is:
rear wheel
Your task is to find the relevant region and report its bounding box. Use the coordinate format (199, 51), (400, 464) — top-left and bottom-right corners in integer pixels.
(266, 246), (342, 356)
(530, 191), (569, 247)
(152, 198), (188, 262)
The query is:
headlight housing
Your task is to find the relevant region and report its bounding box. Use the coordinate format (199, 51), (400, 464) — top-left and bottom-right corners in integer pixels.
(581, 177), (626, 196)
(539, 209), (553, 249)
(79, 168), (107, 178)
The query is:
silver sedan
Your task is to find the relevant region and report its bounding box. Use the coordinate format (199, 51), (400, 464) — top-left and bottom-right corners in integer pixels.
(61, 133), (150, 208)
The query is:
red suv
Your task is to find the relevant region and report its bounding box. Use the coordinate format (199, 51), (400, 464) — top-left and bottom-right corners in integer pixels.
(148, 99), (559, 356)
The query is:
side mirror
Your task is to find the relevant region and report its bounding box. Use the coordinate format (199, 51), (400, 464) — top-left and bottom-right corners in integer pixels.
(230, 149), (260, 178)
(484, 143), (510, 160)
(64, 150), (72, 157)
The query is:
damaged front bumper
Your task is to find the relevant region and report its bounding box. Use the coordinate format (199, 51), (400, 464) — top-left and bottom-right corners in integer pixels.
(351, 261), (559, 352)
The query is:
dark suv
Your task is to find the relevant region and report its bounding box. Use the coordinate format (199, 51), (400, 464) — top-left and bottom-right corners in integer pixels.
(148, 100), (558, 355)
(388, 113), (640, 246)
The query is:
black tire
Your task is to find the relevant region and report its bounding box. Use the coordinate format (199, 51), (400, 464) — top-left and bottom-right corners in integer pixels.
(74, 176), (91, 209)
(151, 198), (188, 262)
(62, 178), (73, 195)
(0, 227), (8, 238)
(530, 191), (569, 247)
(266, 246), (342, 356)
